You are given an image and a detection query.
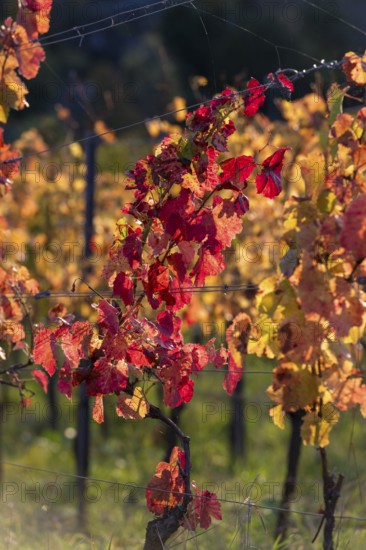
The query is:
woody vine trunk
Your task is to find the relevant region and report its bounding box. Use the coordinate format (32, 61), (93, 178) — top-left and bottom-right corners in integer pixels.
(144, 405), (191, 549)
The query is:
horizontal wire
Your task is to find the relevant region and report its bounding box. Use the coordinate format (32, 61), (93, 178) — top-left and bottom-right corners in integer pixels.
(38, 0), (180, 44)
(0, 82), (276, 165)
(1, 58), (342, 168)
(5, 364), (365, 377)
(192, 4), (366, 63)
(0, 0), (192, 57)
(1, 460), (366, 522)
(1, 0), (328, 70)
(168, 527), (218, 548)
(39, 0), (193, 49)
(298, 0), (366, 37)
(195, 370), (272, 374)
(190, 7), (321, 64)
(2, 283), (260, 300)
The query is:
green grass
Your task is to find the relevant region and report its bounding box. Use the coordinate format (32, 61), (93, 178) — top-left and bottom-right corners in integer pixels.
(1, 355), (365, 549)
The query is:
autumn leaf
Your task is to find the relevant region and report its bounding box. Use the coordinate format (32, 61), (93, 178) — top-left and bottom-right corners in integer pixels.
(94, 120), (116, 143)
(146, 446), (186, 515)
(17, 0), (53, 39)
(0, 129), (21, 184)
(12, 24), (45, 79)
(324, 368), (366, 417)
(342, 51), (366, 85)
(340, 193), (366, 261)
(297, 252), (333, 320)
(220, 155), (255, 188)
(270, 404), (285, 429)
(256, 148), (290, 199)
(113, 272), (134, 306)
(203, 146), (220, 192)
(32, 369), (49, 392)
(301, 404), (339, 447)
(170, 96), (187, 121)
(268, 363), (319, 412)
(59, 321), (93, 369)
(210, 197), (245, 249)
(33, 328), (57, 376)
(97, 300), (119, 335)
(277, 92), (326, 130)
(298, 151), (325, 200)
(0, 64), (29, 123)
(116, 387), (149, 419)
(328, 277), (364, 337)
(57, 360), (72, 399)
(267, 72), (294, 99)
(191, 247), (225, 287)
(183, 488), (222, 530)
(123, 231), (142, 270)
(224, 313), (251, 395)
(244, 78), (265, 117)
(92, 395), (104, 423)
(182, 170), (202, 197)
(159, 361), (194, 408)
(87, 358), (129, 395)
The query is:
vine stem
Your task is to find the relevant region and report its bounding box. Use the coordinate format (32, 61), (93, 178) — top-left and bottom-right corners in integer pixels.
(346, 257), (364, 282)
(144, 404), (191, 550)
(275, 410), (305, 541)
(319, 447), (344, 550)
(0, 359), (32, 376)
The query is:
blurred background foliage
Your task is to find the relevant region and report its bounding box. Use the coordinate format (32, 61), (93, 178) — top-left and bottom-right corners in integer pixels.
(2, 0), (366, 144)
(1, 1), (366, 548)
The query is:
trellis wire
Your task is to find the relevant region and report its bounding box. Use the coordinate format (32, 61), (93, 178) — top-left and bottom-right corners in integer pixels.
(38, 0), (188, 44)
(1, 460), (366, 522)
(0, 5), (364, 546)
(298, 0), (366, 37)
(1, 58), (343, 168)
(2, 282), (259, 300)
(0, 0), (193, 56)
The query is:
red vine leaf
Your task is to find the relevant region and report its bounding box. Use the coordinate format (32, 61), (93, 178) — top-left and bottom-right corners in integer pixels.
(97, 300), (119, 335)
(220, 155), (255, 188)
(113, 272), (134, 306)
(183, 488), (222, 530)
(33, 328), (57, 376)
(244, 78), (266, 117)
(92, 395), (104, 424)
(57, 359), (72, 399)
(32, 369), (49, 392)
(146, 446), (186, 515)
(340, 193), (366, 260)
(256, 148), (290, 199)
(17, 0), (53, 39)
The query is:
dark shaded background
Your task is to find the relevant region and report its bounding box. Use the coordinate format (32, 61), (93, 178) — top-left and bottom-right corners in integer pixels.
(3, 0), (366, 141)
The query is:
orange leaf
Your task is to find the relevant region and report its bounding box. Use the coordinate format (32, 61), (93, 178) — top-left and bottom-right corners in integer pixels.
(342, 51), (366, 85)
(13, 24), (45, 79)
(116, 387), (149, 419)
(146, 447), (186, 515)
(92, 395), (104, 423)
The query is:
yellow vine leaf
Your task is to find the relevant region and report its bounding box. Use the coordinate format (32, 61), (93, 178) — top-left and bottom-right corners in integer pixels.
(298, 151), (325, 201)
(301, 404), (339, 447)
(342, 51), (366, 85)
(267, 363), (319, 412)
(270, 404), (285, 429)
(182, 170), (201, 196)
(171, 96), (187, 122)
(0, 67), (29, 123)
(116, 387), (149, 419)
